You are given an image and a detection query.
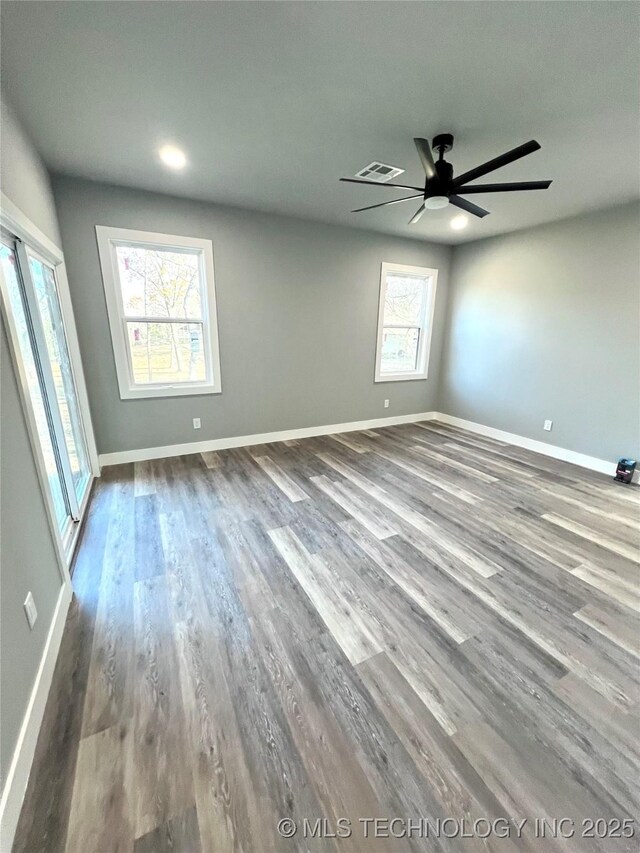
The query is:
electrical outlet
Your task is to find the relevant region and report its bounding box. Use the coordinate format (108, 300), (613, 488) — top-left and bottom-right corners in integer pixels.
(544, 419), (553, 431)
(193, 418), (201, 430)
(384, 399), (390, 409)
(24, 592), (38, 630)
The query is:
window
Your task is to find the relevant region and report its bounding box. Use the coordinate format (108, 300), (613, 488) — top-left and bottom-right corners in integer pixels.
(96, 227), (221, 399)
(0, 232), (94, 559)
(374, 262), (438, 382)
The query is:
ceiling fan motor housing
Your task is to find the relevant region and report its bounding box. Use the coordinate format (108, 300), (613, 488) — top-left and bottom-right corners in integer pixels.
(429, 159), (454, 197)
(432, 133), (454, 154)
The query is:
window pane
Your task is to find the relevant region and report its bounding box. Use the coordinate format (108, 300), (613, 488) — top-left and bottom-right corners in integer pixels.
(384, 273), (427, 326)
(380, 326), (420, 374)
(29, 255), (91, 501)
(1, 245), (69, 526)
(126, 322), (206, 385)
(116, 245), (202, 320)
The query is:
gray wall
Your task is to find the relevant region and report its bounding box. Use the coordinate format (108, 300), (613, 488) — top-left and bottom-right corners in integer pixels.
(438, 202), (640, 462)
(0, 100), (64, 789)
(0, 100), (61, 246)
(52, 176), (452, 455)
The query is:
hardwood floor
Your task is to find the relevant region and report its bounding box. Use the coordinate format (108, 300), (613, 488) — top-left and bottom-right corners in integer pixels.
(13, 421), (640, 852)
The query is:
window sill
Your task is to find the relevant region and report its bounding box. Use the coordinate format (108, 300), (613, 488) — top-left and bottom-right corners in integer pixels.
(375, 372), (429, 383)
(118, 382), (222, 400)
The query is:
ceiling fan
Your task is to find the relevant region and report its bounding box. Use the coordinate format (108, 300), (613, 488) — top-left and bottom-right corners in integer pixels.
(340, 134), (552, 223)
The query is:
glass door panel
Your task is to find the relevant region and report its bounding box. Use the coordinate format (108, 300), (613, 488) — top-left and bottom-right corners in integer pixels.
(27, 252), (91, 506)
(0, 243), (70, 528)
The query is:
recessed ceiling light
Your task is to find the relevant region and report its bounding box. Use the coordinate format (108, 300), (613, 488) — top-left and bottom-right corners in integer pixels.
(159, 144), (187, 170)
(451, 215), (468, 230)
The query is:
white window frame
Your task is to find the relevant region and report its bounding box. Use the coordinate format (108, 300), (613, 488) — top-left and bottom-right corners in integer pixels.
(0, 192), (99, 578)
(96, 226), (222, 399)
(374, 261), (438, 383)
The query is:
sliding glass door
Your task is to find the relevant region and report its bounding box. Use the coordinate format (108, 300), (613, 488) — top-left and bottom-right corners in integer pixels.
(23, 247), (91, 505)
(0, 233), (92, 549)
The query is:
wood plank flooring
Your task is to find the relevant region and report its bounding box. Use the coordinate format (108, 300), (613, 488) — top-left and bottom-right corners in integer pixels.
(13, 421), (640, 852)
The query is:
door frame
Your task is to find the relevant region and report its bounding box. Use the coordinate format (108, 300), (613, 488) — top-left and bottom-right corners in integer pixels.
(0, 192), (99, 581)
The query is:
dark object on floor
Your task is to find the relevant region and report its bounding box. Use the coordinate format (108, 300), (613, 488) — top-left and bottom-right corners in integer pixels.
(614, 457), (636, 484)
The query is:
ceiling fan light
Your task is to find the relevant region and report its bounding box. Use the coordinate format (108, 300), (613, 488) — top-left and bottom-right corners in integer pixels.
(425, 195), (449, 209)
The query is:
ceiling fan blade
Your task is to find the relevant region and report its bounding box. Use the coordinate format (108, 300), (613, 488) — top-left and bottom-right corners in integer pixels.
(449, 195), (490, 218)
(456, 180), (552, 194)
(352, 194), (423, 213)
(408, 202), (428, 225)
(413, 139), (437, 180)
(340, 177), (423, 191)
(453, 140), (541, 187)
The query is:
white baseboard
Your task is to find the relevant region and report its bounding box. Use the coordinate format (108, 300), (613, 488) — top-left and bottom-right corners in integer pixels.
(98, 411), (438, 466)
(0, 582), (73, 853)
(97, 408), (634, 483)
(435, 412), (631, 479)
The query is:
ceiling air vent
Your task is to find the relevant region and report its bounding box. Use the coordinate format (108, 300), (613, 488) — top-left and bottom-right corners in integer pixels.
(354, 162), (405, 183)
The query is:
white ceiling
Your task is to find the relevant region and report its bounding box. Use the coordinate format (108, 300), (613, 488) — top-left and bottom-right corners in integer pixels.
(1, 1), (638, 244)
